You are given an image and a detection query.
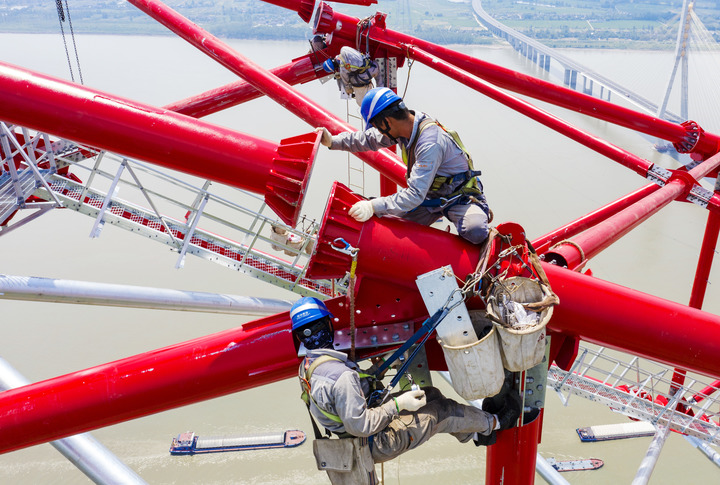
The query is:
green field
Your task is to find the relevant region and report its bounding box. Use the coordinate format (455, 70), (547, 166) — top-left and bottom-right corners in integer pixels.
(0, 0), (717, 47)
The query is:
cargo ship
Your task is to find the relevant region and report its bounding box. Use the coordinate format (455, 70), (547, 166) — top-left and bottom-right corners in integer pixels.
(170, 430), (306, 455)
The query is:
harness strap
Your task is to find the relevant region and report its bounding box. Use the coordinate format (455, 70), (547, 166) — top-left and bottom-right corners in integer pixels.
(300, 355), (345, 424)
(400, 118), (484, 201)
(400, 118), (436, 178)
(300, 355), (376, 426)
(342, 57), (371, 72)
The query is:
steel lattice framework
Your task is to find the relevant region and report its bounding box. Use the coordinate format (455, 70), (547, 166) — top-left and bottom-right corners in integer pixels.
(1, 1), (719, 484)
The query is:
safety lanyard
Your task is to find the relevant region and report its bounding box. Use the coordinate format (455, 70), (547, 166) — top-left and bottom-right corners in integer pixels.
(367, 291), (464, 407)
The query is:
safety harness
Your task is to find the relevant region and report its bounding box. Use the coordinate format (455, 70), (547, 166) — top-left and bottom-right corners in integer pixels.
(400, 118), (484, 209)
(299, 354), (374, 438)
(341, 56), (377, 87)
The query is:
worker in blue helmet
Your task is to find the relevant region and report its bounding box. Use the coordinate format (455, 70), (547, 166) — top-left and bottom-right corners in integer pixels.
(290, 297), (521, 484)
(321, 46), (378, 106)
(315, 87), (492, 245)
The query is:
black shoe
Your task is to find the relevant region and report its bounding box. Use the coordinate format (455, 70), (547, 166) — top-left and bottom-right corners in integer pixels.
(481, 394), (504, 415)
(497, 392), (522, 431)
(481, 371), (513, 414)
(472, 431), (497, 447)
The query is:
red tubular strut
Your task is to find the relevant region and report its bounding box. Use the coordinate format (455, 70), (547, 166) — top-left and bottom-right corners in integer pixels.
(405, 45), (654, 177)
(546, 154), (720, 269)
(689, 207), (720, 310)
(0, 61), (318, 226)
(0, 314), (300, 454)
(127, 0), (408, 187)
(0, 182), (719, 455)
(486, 413), (543, 484)
(532, 183), (660, 255)
(546, 262), (720, 378)
(309, 2), (720, 159)
(164, 52), (335, 118)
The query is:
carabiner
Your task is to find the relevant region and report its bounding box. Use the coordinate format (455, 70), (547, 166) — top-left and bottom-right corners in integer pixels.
(498, 244), (522, 259)
(441, 287), (465, 313)
(331, 237), (359, 257)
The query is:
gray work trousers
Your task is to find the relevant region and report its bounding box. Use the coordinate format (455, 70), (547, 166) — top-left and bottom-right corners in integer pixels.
(401, 202), (489, 245)
(370, 387), (494, 463)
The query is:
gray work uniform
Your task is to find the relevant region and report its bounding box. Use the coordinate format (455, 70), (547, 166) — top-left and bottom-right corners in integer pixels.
(329, 112), (490, 244)
(301, 349), (496, 463)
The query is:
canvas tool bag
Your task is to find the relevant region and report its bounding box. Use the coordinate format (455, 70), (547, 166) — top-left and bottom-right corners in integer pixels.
(313, 437), (377, 485)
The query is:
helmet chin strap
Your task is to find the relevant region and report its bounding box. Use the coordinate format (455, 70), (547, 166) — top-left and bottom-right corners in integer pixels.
(374, 116), (398, 144)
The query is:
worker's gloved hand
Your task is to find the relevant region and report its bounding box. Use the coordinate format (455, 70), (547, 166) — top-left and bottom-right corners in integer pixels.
(496, 391), (522, 430)
(394, 390), (426, 412)
(349, 200), (374, 222)
(315, 127), (332, 147)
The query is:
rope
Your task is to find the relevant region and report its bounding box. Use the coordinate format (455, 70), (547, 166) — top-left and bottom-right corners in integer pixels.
(329, 237), (360, 361)
(63, 0), (84, 85)
(55, 0), (75, 83)
(54, 0), (83, 84)
(348, 251), (358, 362)
(401, 58), (414, 99)
(355, 16), (372, 55)
(549, 239), (586, 263)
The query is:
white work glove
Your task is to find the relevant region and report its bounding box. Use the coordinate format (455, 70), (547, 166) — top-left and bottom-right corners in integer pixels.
(348, 200), (374, 222)
(394, 390), (426, 412)
(314, 127), (332, 147)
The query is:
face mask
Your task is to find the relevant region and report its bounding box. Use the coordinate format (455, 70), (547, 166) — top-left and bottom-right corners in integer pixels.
(302, 326), (334, 350)
(298, 317), (334, 350)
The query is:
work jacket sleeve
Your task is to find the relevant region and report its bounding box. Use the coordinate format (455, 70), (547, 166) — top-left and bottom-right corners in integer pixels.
(371, 140), (443, 216)
(333, 371), (398, 437)
(329, 128), (395, 152)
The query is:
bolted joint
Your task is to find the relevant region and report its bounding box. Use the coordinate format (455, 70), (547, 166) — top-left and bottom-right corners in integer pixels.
(672, 120), (704, 154)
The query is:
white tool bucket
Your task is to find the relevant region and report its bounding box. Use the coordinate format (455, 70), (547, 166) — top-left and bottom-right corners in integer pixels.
(437, 311), (504, 400)
(487, 277), (551, 372)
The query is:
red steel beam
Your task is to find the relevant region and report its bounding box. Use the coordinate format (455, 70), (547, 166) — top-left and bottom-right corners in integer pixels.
(532, 183), (660, 255)
(309, 2), (720, 159)
(405, 45), (655, 177)
(545, 154), (720, 269)
(545, 262), (720, 379)
(0, 61), (318, 226)
(260, 0), (315, 22)
(128, 0), (408, 187)
(689, 208), (720, 310)
(0, 313), (299, 453)
(1, 184), (720, 453)
(164, 51), (335, 118)
(486, 413), (543, 484)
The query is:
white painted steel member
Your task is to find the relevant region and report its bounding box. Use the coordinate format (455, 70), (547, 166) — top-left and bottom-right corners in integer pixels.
(0, 274), (293, 315)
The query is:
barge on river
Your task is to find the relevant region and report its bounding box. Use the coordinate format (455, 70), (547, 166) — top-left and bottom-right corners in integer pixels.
(170, 430), (306, 455)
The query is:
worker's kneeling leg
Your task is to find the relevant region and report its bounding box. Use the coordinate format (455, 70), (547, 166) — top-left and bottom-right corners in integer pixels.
(448, 203), (489, 245)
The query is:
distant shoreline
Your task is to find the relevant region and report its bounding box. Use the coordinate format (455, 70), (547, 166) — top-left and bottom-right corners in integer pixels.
(0, 0), (690, 51)
(0, 29), (676, 51)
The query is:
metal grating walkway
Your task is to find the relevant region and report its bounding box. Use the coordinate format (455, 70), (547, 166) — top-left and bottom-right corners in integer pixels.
(40, 169), (333, 298)
(2, 121), (335, 298)
(548, 345), (720, 446)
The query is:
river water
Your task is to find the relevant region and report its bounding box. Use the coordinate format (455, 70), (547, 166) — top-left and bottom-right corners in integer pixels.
(1, 32), (719, 484)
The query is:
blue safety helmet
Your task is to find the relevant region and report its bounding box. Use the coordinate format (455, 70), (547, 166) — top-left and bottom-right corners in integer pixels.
(290, 297), (333, 331)
(360, 87), (403, 127)
(322, 58), (336, 73)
